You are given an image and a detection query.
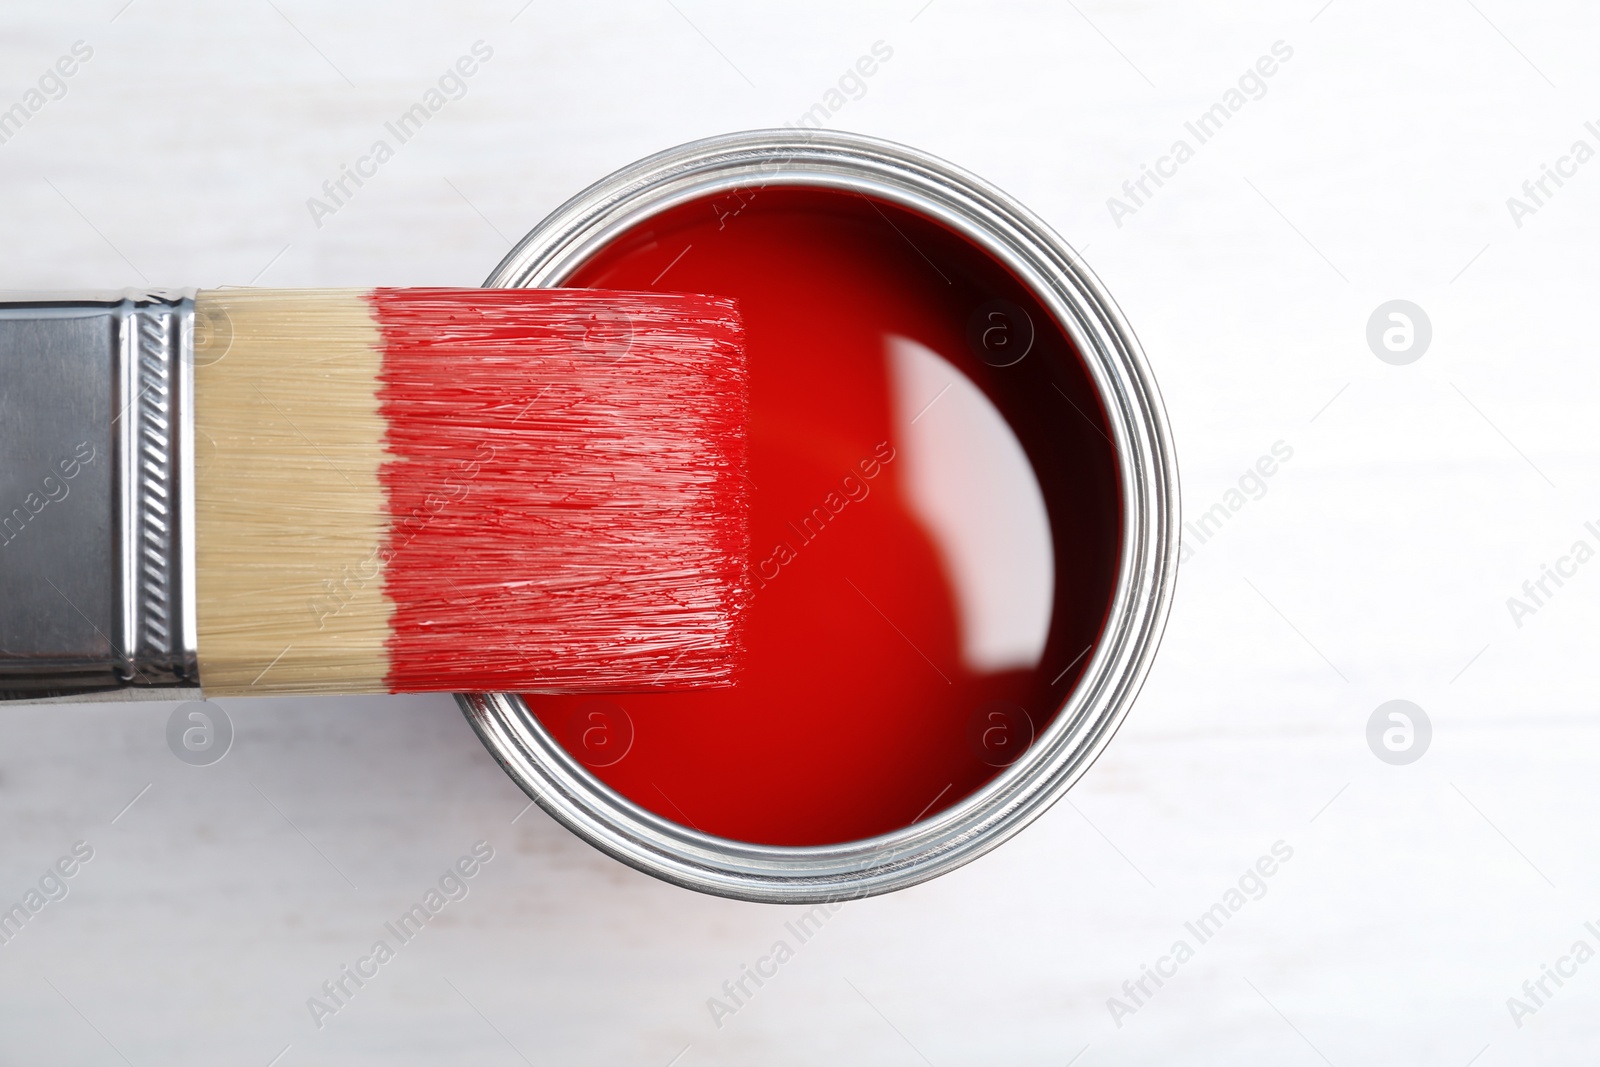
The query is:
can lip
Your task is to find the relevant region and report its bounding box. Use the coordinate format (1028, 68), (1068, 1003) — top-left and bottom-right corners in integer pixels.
(460, 128), (1181, 903)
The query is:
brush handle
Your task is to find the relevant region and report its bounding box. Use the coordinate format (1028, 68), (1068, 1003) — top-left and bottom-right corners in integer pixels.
(0, 290), (200, 701)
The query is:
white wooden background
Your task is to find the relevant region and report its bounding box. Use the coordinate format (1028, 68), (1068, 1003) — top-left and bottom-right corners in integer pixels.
(2, 1), (1599, 1063)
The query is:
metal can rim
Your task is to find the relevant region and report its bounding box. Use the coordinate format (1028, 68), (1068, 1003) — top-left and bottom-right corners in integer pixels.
(459, 128), (1180, 903)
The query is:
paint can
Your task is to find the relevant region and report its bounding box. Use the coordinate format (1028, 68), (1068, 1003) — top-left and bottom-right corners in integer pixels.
(460, 129), (1178, 903)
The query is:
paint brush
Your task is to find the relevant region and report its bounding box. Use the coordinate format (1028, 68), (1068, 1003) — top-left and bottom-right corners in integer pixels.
(0, 287), (748, 699)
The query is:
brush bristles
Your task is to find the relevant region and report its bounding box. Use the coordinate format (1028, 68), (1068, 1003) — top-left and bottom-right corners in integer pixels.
(193, 287), (749, 696)
(194, 290), (392, 694)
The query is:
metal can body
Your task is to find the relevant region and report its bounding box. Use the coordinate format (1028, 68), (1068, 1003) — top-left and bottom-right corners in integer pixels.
(460, 129), (1179, 903)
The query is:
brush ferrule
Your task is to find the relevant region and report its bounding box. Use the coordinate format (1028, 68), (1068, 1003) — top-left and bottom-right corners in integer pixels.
(0, 290), (199, 701)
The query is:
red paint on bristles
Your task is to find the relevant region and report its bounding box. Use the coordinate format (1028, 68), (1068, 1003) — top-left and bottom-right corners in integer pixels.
(368, 288), (749, 693)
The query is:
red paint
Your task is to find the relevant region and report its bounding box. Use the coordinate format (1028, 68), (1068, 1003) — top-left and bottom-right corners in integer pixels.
(533, 187), (1123, 846)
(370, 288), (749, 693)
